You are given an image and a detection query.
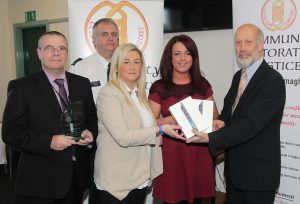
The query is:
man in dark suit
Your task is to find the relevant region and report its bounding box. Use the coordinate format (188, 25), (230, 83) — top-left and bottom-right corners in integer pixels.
(2, 31), (98, 204)
(186, 24), (286, 204)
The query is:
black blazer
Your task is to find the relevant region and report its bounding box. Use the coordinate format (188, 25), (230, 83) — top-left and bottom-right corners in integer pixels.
(208, 60), (286, 191)
(2, 70), (98, 199)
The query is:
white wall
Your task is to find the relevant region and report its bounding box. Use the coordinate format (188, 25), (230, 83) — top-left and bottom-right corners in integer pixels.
(164, 30), (234, 111)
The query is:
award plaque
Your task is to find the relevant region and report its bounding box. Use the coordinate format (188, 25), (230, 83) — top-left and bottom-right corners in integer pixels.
(61, 100), (86, 141)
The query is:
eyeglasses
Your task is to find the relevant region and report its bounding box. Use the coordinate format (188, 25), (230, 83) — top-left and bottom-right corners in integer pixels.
(41, 45), (68, 53)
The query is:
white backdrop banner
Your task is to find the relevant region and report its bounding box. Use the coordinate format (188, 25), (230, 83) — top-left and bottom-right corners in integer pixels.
(68, 0), (164, 91)
(233, 0), (300, 203)
(68, 1), (164, 203)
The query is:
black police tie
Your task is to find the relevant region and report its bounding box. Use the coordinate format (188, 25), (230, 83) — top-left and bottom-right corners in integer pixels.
(54, 78), (68, 111)
(107, 62), (111, 81)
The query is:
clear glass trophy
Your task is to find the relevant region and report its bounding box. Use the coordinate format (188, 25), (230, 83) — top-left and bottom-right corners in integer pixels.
(61, 100), (86, 141)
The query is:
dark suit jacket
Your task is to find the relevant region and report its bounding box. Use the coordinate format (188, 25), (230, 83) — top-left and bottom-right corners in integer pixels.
(208, 60), (285, 191)
(2, 70), (98, 199)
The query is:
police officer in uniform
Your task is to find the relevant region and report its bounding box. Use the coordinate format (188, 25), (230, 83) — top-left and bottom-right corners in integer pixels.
(70, 18), (119, 102)
(69, 18), (119, 204)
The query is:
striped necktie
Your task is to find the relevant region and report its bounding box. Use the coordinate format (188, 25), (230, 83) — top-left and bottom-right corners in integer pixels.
(54, 78), (69, 111)
(233, 69), (247, 111)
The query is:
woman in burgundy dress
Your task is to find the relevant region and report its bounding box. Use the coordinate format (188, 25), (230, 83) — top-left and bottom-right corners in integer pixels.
(148, 35), (219, 204)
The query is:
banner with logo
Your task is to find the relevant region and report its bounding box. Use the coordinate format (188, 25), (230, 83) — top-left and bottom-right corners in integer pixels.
(68, 1), (163, 203)
(233, 0), (300, 203)
(68, 0), (163, 91)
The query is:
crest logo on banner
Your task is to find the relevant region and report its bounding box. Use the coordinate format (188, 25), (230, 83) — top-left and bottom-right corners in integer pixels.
(261, 0), (297, 31)
(85, 1), (149, 52)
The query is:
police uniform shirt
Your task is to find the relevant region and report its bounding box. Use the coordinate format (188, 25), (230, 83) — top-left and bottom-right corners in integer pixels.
(69, 52), (109, 103)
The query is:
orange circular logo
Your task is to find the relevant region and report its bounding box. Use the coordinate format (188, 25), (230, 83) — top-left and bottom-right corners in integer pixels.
(85, 1), (149, 52)
(261, 0), (297, 31)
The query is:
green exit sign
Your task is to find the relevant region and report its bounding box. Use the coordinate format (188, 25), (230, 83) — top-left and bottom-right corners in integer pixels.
(25, 11), (36, 22)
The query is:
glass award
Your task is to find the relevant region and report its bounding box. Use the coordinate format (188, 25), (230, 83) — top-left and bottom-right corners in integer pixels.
(61, 100), (86, 141)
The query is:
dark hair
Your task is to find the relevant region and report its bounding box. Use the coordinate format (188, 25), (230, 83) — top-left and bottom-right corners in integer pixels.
(160, 34), (208, 95)
(38, 31), (67, 48)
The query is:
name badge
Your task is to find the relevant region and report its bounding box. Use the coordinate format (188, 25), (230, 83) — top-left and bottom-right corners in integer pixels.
(90, 81), (101, 87)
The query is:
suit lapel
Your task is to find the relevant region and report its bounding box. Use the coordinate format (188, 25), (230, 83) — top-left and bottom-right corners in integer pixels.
(66, 72), (76, 103)
(229, 71), (241, 110)
(35, 71), (62, 117)
(235, 60), (268, 109)
(120, 82), (145, 128)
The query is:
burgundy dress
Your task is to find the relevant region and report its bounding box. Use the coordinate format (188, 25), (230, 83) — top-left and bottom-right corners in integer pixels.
(149, 79), (215, 203)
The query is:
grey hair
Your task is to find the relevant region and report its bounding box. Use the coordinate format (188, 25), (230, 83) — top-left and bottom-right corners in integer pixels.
(92, 18), (118, 36)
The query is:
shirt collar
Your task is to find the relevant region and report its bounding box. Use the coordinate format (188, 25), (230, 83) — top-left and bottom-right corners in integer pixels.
(244, 57), (263, 81)
(42, 68), (67, 82)
(122, 81), (138, 96)
(95, 52), (110, 70)
(42, 69), (68, 95)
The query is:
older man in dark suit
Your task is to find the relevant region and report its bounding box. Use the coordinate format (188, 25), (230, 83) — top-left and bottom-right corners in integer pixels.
(2, 31), (97, 204)
(186, 24), (286, 204)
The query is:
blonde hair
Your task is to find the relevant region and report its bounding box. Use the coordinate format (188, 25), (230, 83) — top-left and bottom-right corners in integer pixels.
(108, 43), (149, 109)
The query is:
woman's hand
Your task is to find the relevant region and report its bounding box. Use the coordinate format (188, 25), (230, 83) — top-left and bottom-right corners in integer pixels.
(162, 124), (185, 140)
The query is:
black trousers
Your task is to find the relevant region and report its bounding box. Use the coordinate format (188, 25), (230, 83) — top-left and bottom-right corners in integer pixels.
(15, 163), (83, 204)
(88, 181), (101, 204)
(98, 188), (147, 204)
(226, 173), (276, 204)
(164, 198), (202, 204)
(88, 148), (100, 204)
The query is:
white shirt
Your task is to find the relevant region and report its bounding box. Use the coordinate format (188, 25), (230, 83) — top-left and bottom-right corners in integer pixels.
(125, 85), (153, 189)
(69, 52), (109, 103)
(126, 86), (152, 129)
